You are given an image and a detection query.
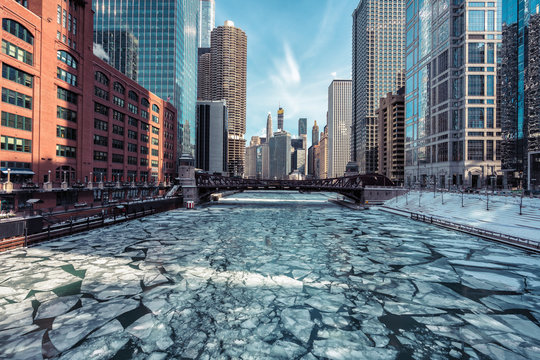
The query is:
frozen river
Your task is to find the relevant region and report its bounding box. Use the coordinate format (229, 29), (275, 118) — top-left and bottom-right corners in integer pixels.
(1, 191), (540, 359)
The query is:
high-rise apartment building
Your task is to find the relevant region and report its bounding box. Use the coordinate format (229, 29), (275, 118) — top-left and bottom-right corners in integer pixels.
(377, 88), (405, 183)
(404, 0), (502, 189)
(93, 0), (199, 157)
(197, 48), (212, 100)
(199, 0), (215, 48)
(211, 21), (247, 176)
(328, 80), (352, 178)
(196, 100), (228, 174)
(277, 107), (284, 131)
(351, 0), (405, 174)
(499, 0), (540, 189)
(269, 131), (291, 179)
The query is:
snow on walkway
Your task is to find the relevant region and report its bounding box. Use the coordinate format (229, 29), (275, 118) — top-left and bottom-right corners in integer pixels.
(385, 191), (540, 242)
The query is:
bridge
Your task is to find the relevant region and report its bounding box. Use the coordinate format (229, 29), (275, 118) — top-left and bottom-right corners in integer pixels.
(193, 173), (396, 204)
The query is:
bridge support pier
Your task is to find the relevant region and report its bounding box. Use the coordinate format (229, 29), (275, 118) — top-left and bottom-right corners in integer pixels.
(178, 154), (199, 207)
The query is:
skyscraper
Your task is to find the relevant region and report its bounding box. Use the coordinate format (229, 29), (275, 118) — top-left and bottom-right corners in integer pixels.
(328, 80), (352, 178)
(266, 112), (273, 141)
(404, 0), (502, 189)
(269, 131), (291, 179)
(196, 100), (228, 174)
(351, 0), (405, 174)
(499, 0), (540, 188)
(211, 21), (247, 175)
(199, 0), (215, 48)
(277, 107), (284, 131)
(93, 0), (199, 157)
(197, 48), (212, 100)
(312, 120), (319, 146)
(94, 30), (138, 81)
(298, 118), (307, 136)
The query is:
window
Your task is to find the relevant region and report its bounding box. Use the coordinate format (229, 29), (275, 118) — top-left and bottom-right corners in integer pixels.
(152, 126), (159, 135)
(468, 108), (484, 128)
(128, 143), (137, 152)
(128, 103), (138, 115)
(152, 104), (160, 114)
(2, 19), (33, 44)
(128, 130), (137, 140)
(112, 124), (124, 136)
(151, 149), (159, 156)
(141, 110), (149, 119)
(128, 90), (138, 102)
(112, 139), (124, 149)
(1, 39), (33, 65)
(57, 106), (77, 122)
(95, 71), (109, 86)
(140, 146), (148, 155)
(151, 160), (159, 167)
(1, 111), (31, 131)
(468, 10), (485, 31)
(141, 98), (150, 108)
(2, 63), (32, 88)
(57, 125), (76, 140)
(486, 140), (494, 161)
(57, 67), (77, 86)
(468, 43), (484, 63)
(56, 144), (76, 158)
(57, 5), (61, 24)
(1, 88), (32, 109)
(152, 137), (159, 145)
(1, 135), (31, 152)
(486, 108), (494, 128)
(57, 50), (77, 69)
(73, 17), (77, 35)
(141, 122), (149, 131)
(468, 75), (484, 96)
(128, 156), (137, 165)
(93, 134), (108, 146)
(113, 82), (125, 94)
(140, 158), (148, 166)
(141, 134), (149, 142)
(95, 86), (109, 100)
(468, 140), (484, 160)
(486, 75), (494, 96)
(112, 154), (124, 163)
(94, 151), (108, 161)
(113, 110), (125, 122)
(94, 119), (108, 131)
(94, 102), (109, 116)
(487, 43), (495, 63)
(113, 96), (124, 107)
(152, 115), (159, 124)
(62, 9), (67, 28)
(57, 87), (78, 104)
(128, 117), (138, 127)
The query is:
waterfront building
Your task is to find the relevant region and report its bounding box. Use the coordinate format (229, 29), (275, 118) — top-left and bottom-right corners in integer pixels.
(277, 107), (284, 131)
(376, 88), (405, 184)
(93, 30), (138, 81)
(316, 126), (329, 179)
(291, 138), (305, 174)
(197, 48), (212, 101)
(351, 0), (405, 174)
(499, 1), (540, 189)
(196, 100), (228, 174)
(269, 131), (291, 179)
(328, 80), (352, 178)
(199, 0), (215, 48)
(312, 120), (319, 146)
(0, 0), (177, 210)
(210, 21), (247, 176)
(245, 136), (262, 179)
(93, 0), (199, 157)
(404, 0), (502, 189)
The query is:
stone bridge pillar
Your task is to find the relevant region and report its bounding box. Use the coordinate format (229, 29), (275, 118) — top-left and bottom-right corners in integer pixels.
(178, 153), (198, 205)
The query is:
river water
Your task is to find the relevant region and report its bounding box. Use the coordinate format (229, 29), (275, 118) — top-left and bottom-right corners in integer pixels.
(0, 191), (540, 359)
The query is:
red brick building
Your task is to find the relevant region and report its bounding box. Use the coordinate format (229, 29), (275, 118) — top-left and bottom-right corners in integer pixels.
(1, 0), (177, 188)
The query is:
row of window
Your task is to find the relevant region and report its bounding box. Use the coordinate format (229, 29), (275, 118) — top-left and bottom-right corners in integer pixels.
(57, 5), (77, 35)
(56, 144), (76, 158)
(57, 106), (77, 122)
(57, 125), (77, 140)
(2, 39), (33, 65)
(57, 50), (77, 69)
(2, 18), (33, 45)
(2, 63), (32, 88)
(57, 87), (78, 104)
(93, 151), (157, 166)
(2, 87), (32, 109)
(57, 67), (77, 86)
(1, 111), (31, 131)
(1, 135), (31, 152)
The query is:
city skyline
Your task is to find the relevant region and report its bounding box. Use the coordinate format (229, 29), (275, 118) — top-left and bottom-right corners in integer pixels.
(215, 0), (354, 144)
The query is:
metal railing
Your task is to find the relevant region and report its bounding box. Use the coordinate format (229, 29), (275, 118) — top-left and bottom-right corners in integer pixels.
(410, 212), (540, 252)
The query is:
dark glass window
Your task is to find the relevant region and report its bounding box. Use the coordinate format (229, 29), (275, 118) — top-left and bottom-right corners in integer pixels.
(128, 90), (138, 102)
(2, 19), (33, 44)
(1, 88), (32, 109)
(2, 63), (32, 88)
(57, 87), (78, 104)
(94, 102), (109, 116)
(1, 135), (31, 152)
(56, 144), (76, 158)
(56, 125), (77, 140)
(93, 134), (108, 146)
(113, 82), (125, 94)
(1, 39), (32, 65)
(1, 111), (31, 131)
(95, 71), (109, 86)
(57, 50), (77, 69)
(94, 151), (108, 161)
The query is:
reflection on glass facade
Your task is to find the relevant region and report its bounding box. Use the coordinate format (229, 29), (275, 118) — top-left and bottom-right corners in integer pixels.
(404, 0), (502, 189)
(199, 0), (215, 48)
(93, 0), (199, 157)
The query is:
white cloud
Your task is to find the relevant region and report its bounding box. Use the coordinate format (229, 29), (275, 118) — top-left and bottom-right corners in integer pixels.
(271, 43), (301, 86)
(330, 72), (337, 78)
(93, 43), (110, 62)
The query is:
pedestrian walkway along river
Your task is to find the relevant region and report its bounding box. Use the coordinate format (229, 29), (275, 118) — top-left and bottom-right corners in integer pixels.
(0, 191), (539, 359)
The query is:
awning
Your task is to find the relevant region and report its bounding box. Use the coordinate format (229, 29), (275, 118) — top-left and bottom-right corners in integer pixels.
(1, 168), (35, 175)
(26, 199), (43, 204)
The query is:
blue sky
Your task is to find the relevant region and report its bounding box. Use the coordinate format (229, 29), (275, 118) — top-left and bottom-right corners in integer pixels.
(215, 0), (356, 144)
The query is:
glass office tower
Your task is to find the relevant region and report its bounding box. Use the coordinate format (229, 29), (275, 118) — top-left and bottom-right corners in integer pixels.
(404, 0), (503, 189)
(93, 0), (199, 157)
